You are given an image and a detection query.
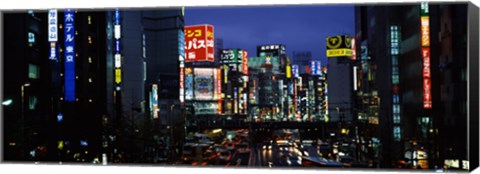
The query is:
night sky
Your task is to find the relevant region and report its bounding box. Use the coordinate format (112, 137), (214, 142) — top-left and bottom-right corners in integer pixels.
(185, 4), (355, 66)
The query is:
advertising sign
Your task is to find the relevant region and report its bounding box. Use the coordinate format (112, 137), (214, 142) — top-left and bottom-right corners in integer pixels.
(48, 10), (58, 42)
(193, 102), (219, 115)
(326, 35), (354, 58)
(185, 72), (194, 100)
(194, 68), (215, 100)
(179, 29), (185, 58)
(326, 49), (353, 57)
(115, 54), (121, 68)
(216, 68), (222, 100)
(49, 42), (57, 60)
(351, 37), (356, 60)
(185, 25), (214, 62)
(423, 48), (432, 108)
(115, 69), (122, 83)
(310, 61), (321, 75)
(180, 67), (185, 103)
(64, 9), (75, 102)
(241, 50), (249, 75)
(152, 84), (159, 119)
(421, 17), (430, 47)
(286, 65), (292, 78)
(292, 65), (299, 78)
(421, 3), (431, 109)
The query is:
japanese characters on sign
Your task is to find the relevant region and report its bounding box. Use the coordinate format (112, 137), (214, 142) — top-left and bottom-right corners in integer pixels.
(48, 10), (58, 42)
(421, 17), (430, 47)
(421, 3), (432, 109)
(184, 25), (214, 62)
(114, 9), (122, 90)
(241, 50), (249, 75)
(64, 9), (75, 102)
(422, 48), (432, 108)
(48, 10), (58, 60)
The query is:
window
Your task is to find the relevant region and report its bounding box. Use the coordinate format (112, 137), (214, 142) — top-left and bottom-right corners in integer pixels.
(393, 104), (400, 114)
(28, 32), (35, 44)
(393, 95), (400, 103)
(88, 15), (92, 25)
(28, 64), (39, 79)
(29, 96), (38, 110)
(393, 126), (401, 141)
(392, 75), (399, 84)
(393, 114), (401, 124)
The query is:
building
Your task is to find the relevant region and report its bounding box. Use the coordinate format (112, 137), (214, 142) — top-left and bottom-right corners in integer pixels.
(354, 3), (469, 169)
(3, 10), (108, 162)
(292, 51), (312, 74)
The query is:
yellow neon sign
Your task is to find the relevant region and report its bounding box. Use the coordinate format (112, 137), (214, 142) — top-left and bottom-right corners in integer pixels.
(326, 49), (353, 57)
(115, 69), (122, 83)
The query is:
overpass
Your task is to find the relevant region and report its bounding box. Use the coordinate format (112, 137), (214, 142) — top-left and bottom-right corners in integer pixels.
(185, 118), (340, 132)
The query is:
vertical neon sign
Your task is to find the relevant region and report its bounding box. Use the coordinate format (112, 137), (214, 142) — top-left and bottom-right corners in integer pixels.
(114, 9), (122, 91)
(48, 9), (58, 60)
(421, 2), (432, 109)
(64, 9), (75, 102)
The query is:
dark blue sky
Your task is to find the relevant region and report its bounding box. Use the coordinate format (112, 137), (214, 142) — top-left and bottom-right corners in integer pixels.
(185, 5), (355, 65)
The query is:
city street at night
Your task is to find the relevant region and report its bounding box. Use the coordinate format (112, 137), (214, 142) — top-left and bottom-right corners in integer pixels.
(1, 2), (478, 172)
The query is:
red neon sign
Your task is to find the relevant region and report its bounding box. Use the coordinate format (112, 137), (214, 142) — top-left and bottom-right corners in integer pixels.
(185, 25), (214, 62)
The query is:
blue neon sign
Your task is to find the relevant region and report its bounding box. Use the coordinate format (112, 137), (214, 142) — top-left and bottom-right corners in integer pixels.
(64, 9), (75, 102)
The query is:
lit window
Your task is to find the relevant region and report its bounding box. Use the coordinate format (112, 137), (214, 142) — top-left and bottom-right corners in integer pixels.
(393, 126), (401, 141)
(88, 57), (92, 63)
(28, 32), (35, 44)
(29, 96), (38, 110)
(393, 104), (400, 114)
(88, 36), (92, 44)
(88, 78), (92, 83)
(88, 16), (92, 25)
(28, 64), (39, 79)
(393, 114), (401, 124)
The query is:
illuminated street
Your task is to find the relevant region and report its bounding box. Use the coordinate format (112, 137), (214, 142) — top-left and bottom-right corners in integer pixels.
(1, 2), (475, 172)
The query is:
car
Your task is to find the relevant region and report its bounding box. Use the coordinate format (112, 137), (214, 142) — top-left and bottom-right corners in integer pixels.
(237, 142), (250, 153)
(218, 151), (232, 161)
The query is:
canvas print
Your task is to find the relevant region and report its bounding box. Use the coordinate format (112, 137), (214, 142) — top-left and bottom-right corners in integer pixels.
(1, 2), (478, 173)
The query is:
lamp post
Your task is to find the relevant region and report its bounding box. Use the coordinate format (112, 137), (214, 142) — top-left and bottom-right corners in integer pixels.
(20, 82), (30, 160)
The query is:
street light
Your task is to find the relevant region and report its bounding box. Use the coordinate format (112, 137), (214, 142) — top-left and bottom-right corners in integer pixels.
(2, 99), (13, 106)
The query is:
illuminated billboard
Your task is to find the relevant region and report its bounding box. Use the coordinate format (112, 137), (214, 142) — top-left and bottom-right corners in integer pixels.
(193, 102), (219, 115)
(422, 48), (432, 108)
(194, 68), (215, 100)
(48, 10), (58, 60)
(48, 10), (58, 42)
(310, 61), (321, 75)
(325, 35), (354, 58)
(420, 3), (432, 109)
(64, 9), (75, 102)
(152, 84), (159, 119)
(292, 65), (299, 78)
(351, 37), (356, 60)
(184, 25), (214, 62)
(220, 49), (247, 72)
(241, 50), (249, 74)
(185, 68), (194, 100)
(421, 17), (430, 47)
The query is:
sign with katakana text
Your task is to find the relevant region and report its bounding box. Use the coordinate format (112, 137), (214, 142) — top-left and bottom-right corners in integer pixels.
(184, 25), (214, 62)
(64, 9), (75, 102)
